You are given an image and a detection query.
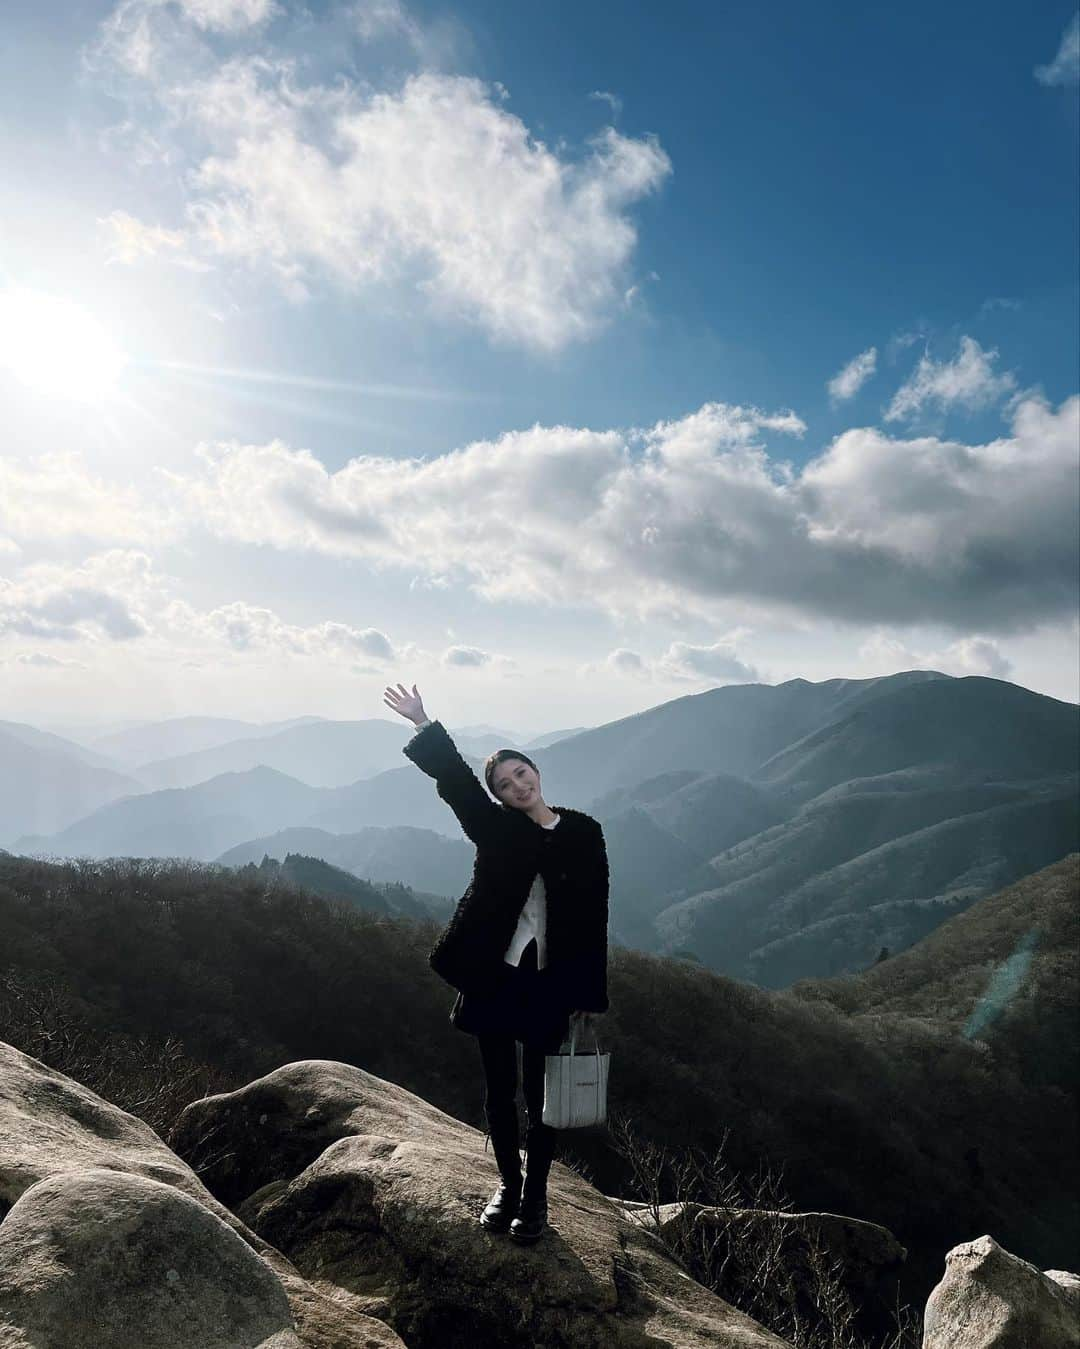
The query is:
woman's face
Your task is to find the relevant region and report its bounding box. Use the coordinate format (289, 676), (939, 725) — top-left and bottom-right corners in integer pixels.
(490, 757), (542, 808)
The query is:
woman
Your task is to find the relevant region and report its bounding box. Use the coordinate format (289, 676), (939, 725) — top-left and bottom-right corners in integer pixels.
(384, 682), (609, 1245)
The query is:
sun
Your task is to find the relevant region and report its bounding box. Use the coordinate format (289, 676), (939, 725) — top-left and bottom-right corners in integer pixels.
(0, 289), (127, 402)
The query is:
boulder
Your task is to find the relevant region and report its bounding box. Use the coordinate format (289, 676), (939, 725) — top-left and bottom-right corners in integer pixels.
(171, 1058), (794, 1348)
(0, 1041), (402, 1349)
(0, 1168), (300, 1349)
(922, 1233), (1080, 1348)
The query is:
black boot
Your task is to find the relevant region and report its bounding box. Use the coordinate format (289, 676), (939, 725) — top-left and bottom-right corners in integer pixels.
(508, 1122), (556, 1244)
(480, 1105), (523, 1232)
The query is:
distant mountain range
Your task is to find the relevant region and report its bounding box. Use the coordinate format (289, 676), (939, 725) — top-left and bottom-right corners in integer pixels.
(217, 826), (472, 904)
(135, 719), (419, 790)
(129, 718), (587, 789)
(235, 852), (455, 924)
(644, 675), (1078, 985)
(10, 671), (1078, 986)
(87, 715), (328, 767)
(0, 713), (581, 820)
(0, 724), (144, 840)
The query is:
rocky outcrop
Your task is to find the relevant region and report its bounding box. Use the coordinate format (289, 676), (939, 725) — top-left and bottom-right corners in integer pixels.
(922, 1234), (1080, 1348)
(0, 1041), (402, 1349)
(5, 1037), (1076, 1349)
(0, 1041), (789, 1348)
(170, 1058), (793, 1348)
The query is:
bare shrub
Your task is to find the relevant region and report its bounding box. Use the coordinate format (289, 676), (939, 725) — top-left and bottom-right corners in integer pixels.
(607, 1111), (921, 1349)
(0, 966), (233, 1138)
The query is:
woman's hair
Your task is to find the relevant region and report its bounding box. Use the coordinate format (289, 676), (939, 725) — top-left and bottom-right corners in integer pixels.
(484, 748), (539, 797)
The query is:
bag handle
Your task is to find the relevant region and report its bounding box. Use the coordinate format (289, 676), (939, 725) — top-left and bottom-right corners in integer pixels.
(566, 1019), (606, 1128)
(567, 1017), (604, 1059)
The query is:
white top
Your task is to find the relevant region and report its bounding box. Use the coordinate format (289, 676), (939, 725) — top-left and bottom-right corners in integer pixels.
(409, 716), (559, 970)
(503, 812), (560, 969)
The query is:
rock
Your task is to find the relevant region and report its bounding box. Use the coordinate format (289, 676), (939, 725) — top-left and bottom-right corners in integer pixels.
(171, 1058), (794, 1348)
(0, 1041), (403, 1349)
(922, 1233), (1080, 1348)
(0, 1168), (300, 1349)
(1047, 1269), (1080, 1308)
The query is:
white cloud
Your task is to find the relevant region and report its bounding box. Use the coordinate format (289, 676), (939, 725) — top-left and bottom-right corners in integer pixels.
(9, 391), (1074, 657)
(978, 296), (1021, 316)
(0, 547), (408, 672)
(93, 0), (161, 77)
(0, 452), (180, 546)
(582, 634), (761, 685)
(96, 14), (672, 350)
(91, 0), (275, 78)
(798, 393), (1078, 626)
(8, 651), (88, 669)
(162, 597), (400, 662)
(858, 630), (1013, 680)
(885, 336), (1016, 422)
(589, 90), (623, 120)
(0, 553), (155, 643)
(352, 0), (418, 43)
(828, 347), (877, 403)
(1035, 13), (1080, 86)
(660, 638), (761, 683)
(607, 648), (645, 675)
(178, 0), (277, 30)
(321, 623), (395, 660)
(159, 393), (1078, 634)
(99, 210), (204, 268)
(442, 645), (492, 667)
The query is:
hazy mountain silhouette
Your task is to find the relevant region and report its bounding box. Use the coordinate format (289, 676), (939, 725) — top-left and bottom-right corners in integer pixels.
(136, 718), (414, 790)
(15, 671), (1078, 988)
(42, 716), (154, 742)
(442, 723), (589, 751)
(217, 825), (470, 902)
(0, 726), (145, 845)
(0, 719), (127, 773)
(16, 766), (325, 861)
(521, 725), (593, 749)
(133, 718), (585, 791)
(87, 715), (326, 767)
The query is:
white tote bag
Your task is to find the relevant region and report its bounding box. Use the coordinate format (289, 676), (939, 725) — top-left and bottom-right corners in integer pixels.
(542, 1020), (610, 1128)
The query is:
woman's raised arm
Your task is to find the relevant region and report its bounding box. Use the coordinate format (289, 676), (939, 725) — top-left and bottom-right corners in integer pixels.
(384, 683), (500, 846)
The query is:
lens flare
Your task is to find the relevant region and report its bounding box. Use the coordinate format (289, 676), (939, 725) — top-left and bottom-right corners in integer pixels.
(0, 289), (127, 402)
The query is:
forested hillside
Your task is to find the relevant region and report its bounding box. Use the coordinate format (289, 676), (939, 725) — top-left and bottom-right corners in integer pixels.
(1, 847), (1075, 1309)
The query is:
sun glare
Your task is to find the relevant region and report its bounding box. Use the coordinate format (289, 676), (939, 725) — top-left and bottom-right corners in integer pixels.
(0, 289), (127, 402)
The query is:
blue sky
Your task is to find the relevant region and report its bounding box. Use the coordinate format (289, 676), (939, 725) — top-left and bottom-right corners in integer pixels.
(1, 0), (1077, 732)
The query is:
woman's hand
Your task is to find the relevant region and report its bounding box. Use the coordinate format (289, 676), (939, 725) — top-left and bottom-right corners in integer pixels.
(384, 682), (427, 725)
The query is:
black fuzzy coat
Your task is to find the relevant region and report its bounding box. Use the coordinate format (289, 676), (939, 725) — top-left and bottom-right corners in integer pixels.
(402, 720), (610, 1014)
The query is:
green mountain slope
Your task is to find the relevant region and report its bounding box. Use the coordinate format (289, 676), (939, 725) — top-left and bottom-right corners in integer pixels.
(788, 853), (1079, 1093)
(645, 678), (1078, 984)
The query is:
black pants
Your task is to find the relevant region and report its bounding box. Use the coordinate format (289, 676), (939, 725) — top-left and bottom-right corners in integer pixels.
(477, 938), (563, 1180)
